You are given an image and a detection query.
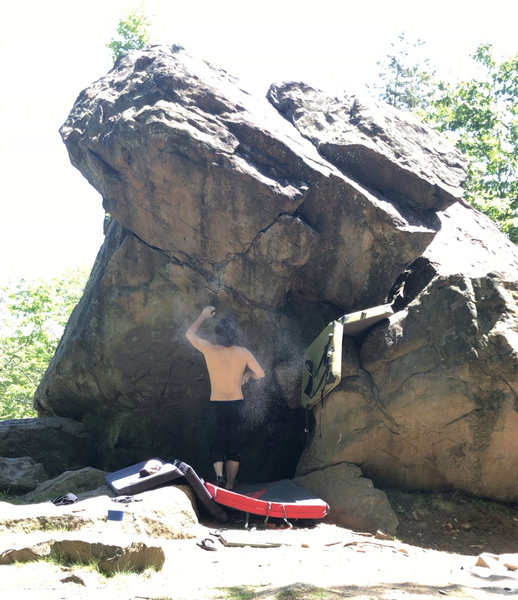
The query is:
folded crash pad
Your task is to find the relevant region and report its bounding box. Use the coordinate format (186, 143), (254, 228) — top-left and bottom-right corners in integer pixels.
(105, 458), (228, 523)
(301, 304), (394, 408)
(338, 303), (393, 336)
(170, 458), (228, 523)
(301, 320), (343, 409)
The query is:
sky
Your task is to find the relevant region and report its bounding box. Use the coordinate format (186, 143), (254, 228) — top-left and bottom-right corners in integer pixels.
(1, 0), (517, 285)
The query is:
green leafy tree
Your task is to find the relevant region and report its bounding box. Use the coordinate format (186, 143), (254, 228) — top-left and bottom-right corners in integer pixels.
(106, 5), (152, 62)
(374, 37), (518, 243)
(372, 32), (436, 111)
(423, 45), (518, 242)
(0, 267), (89, 419)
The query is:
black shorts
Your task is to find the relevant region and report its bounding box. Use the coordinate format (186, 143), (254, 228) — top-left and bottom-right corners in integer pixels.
(206, 400), (245, 463)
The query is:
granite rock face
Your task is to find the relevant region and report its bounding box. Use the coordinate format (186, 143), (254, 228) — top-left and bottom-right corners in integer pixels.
(32, 46), (518, 502)
(296, 206), (518, 502)
(267, 81), (466, 212)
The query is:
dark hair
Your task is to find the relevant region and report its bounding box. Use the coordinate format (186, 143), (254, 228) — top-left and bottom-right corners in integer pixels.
(215, 318), (237, 347)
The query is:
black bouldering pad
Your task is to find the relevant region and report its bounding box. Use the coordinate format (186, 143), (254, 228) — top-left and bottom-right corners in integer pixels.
(105, 458), (183, 495)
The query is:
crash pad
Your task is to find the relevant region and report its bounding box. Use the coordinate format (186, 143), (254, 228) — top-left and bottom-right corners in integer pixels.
(205, 479), (329, 520)
(301, 320), (343, 409)
(105, 458), (183, 495)
(338, 303), (393, 336)
(171, 458), (228, 522)
(301, 304), (394, 408)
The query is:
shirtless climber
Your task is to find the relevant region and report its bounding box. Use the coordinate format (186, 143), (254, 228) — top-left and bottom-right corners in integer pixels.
(185, 306), (265, 490)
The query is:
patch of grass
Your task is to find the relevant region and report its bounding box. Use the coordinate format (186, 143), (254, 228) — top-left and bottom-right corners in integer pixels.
(275, 588), (330, 600)
(216, 586), (258, 600)
(44, 552), (103, 573)
(44, 550), (164, 580)
(45, 552), (133, 579)
(214, 585), (341, 600)
(0, 489), (26, 504)
(275, 586), (335, 600)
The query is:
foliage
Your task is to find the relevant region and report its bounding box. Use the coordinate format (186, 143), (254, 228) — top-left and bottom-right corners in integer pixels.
(374, 36), (518, 243)
(106, 4), (151, 62)
(422, 45), (518, 242)
(371, 32), (436, 111)
(0, 267), (89, 420)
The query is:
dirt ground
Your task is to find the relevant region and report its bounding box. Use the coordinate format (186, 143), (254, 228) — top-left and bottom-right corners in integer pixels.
(1, 489), (518, 600)
(385, 489), (518, 555)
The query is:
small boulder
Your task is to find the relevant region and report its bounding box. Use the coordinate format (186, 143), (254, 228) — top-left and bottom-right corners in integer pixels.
(23, 467), (108, 503)
(294, 462), (399, 534)
(0, 456), (48, 493)
(0, 417), (94, 477)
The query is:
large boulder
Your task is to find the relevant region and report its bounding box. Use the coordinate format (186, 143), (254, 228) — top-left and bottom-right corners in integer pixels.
(33, 46), (518, 503)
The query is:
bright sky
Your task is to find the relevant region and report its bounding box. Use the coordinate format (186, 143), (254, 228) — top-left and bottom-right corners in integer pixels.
(1, 0), (516, 285)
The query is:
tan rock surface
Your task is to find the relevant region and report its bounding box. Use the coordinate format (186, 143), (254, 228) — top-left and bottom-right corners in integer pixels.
(26, 44), (518, 505)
